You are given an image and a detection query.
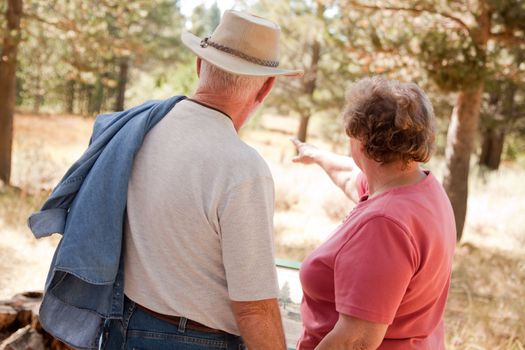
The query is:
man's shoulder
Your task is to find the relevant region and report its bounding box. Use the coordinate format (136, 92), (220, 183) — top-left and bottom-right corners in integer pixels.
(233, 141), (265, 162)
(226, 142), (273, 182)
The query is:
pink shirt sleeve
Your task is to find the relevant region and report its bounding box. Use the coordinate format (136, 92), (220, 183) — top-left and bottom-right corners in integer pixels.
(334, 216), (418, 324)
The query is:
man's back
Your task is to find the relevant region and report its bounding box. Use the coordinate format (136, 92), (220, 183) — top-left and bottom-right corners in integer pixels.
(124, 99), (278, 335)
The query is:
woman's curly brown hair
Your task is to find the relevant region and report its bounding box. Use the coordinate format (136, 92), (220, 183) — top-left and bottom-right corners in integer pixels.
(343, 77), (436, 165)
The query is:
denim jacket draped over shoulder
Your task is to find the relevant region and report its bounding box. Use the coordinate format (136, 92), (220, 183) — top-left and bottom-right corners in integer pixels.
(27, 96), (186, 349)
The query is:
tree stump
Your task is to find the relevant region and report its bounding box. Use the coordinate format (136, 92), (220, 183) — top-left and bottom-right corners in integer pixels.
(0, 325), (44, 350)
(0, 291), (74, 350)
(10, 292), (42, 328)
(0, 305), (17, 331)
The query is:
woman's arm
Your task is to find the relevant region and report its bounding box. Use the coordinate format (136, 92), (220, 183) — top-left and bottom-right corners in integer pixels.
(315, 313), (387, 350)
(290, 139), (362, 203)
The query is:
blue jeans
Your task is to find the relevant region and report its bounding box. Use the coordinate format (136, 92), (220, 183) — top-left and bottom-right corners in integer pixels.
(103, 298), (246, 350)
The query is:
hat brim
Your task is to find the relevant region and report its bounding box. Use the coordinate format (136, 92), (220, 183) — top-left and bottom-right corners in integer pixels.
(181, 32), (304, 78)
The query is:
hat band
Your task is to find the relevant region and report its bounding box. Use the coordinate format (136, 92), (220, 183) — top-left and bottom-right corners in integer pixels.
(200, 37), (279, 68)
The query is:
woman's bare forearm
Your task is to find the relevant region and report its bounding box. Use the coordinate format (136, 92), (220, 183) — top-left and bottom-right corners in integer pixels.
(291, 139), (361, 202)
(315, 151), (361, 203)
(315, 314), (386, 350)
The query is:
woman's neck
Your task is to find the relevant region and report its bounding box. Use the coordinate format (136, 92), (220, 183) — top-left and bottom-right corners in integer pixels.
(365, 161), (426, 198)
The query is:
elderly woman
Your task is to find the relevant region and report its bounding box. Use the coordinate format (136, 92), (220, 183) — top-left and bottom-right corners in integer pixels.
(291, 77), (456, 350)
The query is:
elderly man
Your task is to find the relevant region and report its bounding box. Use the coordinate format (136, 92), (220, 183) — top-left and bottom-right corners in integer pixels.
(29, 9), (301, 350)
(105, 10), (302, 350)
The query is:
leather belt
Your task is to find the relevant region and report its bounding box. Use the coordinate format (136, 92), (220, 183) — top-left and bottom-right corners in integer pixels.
(135, 303), (226, 334)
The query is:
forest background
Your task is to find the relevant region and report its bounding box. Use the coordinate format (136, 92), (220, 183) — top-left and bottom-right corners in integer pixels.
(0, 0), (524, 349)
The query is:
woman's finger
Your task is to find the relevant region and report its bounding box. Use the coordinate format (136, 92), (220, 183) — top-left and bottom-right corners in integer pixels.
(290, 138), (302, 148)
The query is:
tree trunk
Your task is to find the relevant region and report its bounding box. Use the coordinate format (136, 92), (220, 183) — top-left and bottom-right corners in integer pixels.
(65, 80), (75, 114)
(479, 80), (518, 170)
(79, 83), (90, 116)
(32, 70), (42, 114)
(88, 80), (104, 115)
(297, 114), (310, 142)
(479, 126), (505, 170)
(0, 0), (23, 185)
(31, 22), (45, 115)
(296, 39), (321, 143)
(115, 57), (129, 112)
(442, 3), (490, 241)
(442, 86), (484, 241)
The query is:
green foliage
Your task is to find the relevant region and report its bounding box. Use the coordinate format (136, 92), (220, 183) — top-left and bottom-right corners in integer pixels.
(16, 0), (187, 113)
(244, 0), (471, 144)
(0, 1), (5, 41)
(332, 0), (525, 165)
(419, 30), (486, 91)
(8, 0), (525, 161)
(249, 0), (364, 141)
(190, 2), (221, 37)
(125, 2), (227, 104)
(481, 80), (515, 127)
(17, 18), (67, 111)
(487, 0), (525, 30)
(126, 62), (198, 106)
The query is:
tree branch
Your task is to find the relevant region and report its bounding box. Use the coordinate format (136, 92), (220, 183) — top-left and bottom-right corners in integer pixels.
(347, 1), (471, 35)
(23, 12), (80, 33)
(24, 11), (141, 54)
(489, 32), (525, 46)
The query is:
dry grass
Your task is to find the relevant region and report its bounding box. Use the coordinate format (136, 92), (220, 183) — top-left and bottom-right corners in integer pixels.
(11, 113), (93, 190)
(1, 112), (524, 349)
(463, 166), (525, 252)
(0, 114), (91, 299)
(0, 186), (57, 299)
(446, 244), (525, 349)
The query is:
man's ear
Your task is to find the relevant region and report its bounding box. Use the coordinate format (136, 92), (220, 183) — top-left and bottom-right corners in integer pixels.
(255, 77), (276, 103)
(196, 57), (202, 78)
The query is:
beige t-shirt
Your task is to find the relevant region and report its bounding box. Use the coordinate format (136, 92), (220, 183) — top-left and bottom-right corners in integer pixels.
(123, 99), (278, 335)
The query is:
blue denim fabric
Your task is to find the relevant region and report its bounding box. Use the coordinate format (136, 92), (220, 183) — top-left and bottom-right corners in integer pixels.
(103, 298), (246, 350)
(27, 96), (186, 349)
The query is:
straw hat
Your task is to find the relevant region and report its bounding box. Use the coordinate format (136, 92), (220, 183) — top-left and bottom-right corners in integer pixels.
(181, 10), (303, 77)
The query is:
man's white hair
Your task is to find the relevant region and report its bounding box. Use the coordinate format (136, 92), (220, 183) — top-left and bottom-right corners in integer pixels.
(198, 61), (267, 100)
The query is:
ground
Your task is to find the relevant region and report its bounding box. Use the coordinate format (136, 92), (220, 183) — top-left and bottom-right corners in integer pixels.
(0, 112), (524, 349)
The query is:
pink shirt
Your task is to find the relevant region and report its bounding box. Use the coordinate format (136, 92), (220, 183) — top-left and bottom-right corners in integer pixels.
(298, 171), (456, 349)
